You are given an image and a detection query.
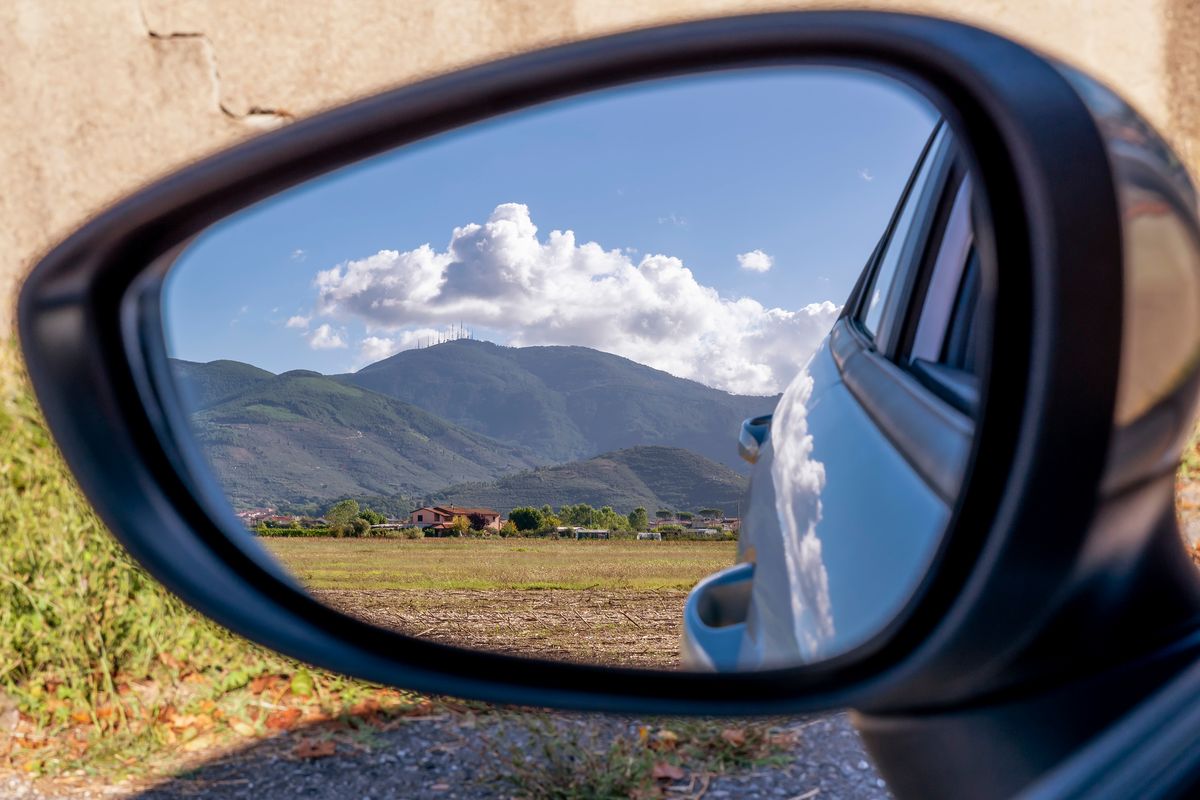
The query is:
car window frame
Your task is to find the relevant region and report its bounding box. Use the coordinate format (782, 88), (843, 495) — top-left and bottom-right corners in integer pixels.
(851, 121), (950, 346)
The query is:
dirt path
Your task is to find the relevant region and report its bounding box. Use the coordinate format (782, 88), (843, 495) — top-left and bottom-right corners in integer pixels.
(314, 588), (688, 668)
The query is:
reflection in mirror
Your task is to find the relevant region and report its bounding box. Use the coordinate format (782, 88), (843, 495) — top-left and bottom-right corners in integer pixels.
(161, 67), (983, 671)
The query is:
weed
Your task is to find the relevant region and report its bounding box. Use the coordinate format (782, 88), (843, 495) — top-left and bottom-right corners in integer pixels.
(479, 713), (800, 799)
(0, 340), (430, 777)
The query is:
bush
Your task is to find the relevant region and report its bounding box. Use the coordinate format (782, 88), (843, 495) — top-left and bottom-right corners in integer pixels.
(509, 506), (543, 531)
(0, 341), (318, 763)
(325, 499), (359, 527)
(357, 507), (386, 526)
(253, 526), (336, 537)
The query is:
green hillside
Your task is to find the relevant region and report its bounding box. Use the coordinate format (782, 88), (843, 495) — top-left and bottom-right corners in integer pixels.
(171, 358), (274, 411)
(340, 339), (775, 472)
(184, 367), (541, 509)
(426, 445), (748, 516)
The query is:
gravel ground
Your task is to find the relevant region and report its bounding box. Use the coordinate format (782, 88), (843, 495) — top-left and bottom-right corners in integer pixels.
(4, 712), (890, 800)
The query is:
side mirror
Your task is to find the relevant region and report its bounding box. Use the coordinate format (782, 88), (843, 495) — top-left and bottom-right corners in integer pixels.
(738, 414), (773, 465)
(19, 11), (1200, 798)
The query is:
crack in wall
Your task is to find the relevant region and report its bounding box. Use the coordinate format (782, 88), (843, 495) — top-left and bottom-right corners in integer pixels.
(136, 1), (294, 123)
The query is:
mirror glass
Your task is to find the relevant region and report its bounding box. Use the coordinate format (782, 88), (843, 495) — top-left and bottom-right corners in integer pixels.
(161, 67), (984, 671)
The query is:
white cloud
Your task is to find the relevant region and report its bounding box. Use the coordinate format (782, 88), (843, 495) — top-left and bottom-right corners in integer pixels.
(737, 250), (774, 273)
(358, 335), (399, 363)
(285, 314), (311, 329)
(858, 168), (874, 182)
(657, 213), (688, 227)
(769, 367), (834, 660)
(308, 323), (347, 350)
(291, 249), (307, 262)
(312, 203), (839, 395)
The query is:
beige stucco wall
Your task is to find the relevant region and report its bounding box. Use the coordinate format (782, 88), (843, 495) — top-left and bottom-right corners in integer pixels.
(2, 0), (1197, 335)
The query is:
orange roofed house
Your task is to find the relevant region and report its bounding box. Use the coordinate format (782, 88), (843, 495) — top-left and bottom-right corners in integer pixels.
(408, 505), (502, 533)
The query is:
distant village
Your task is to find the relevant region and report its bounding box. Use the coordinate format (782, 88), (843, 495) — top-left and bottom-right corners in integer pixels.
(236, 503), (741, 540)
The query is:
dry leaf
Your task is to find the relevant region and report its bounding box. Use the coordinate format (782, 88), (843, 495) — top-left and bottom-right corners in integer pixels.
(350, 698), (381, 717)
(229, 719), (256, 737)
(768, 731), (798, 748)
(292, 739), (336, 759)
(249, 675), (283, 695)
(720, 728), (747, 747)
(169, 713), (213, 731)
(406, 699), (435, 716)
(157, 652), (182, 671)
(651, 729), (679, 751)
(69, 711), (91, 725)
(265, 708), (302, 730)
(181, 732), (217, 753)
(652, 762), (686, 781)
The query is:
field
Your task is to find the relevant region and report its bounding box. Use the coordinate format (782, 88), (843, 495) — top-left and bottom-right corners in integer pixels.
(262, 537), (738, 668)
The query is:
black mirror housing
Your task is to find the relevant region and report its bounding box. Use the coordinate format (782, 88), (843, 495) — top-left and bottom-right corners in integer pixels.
(18, 11), (1200, 797)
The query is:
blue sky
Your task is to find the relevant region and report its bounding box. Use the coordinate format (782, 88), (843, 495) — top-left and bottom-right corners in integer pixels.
(164, 67), (936, 394)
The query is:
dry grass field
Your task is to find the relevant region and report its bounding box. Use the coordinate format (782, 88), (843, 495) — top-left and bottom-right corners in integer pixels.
(263, 537), (737, 668)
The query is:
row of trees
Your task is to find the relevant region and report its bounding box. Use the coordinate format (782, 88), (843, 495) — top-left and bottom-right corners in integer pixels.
(505, 503), (713, 534)
(267, 499), (731, 539)
(324, 499), (387, 537)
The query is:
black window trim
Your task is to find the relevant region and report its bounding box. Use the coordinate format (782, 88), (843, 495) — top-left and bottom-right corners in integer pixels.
(848, 119), (946, 331)
(873, 128), (959, 358)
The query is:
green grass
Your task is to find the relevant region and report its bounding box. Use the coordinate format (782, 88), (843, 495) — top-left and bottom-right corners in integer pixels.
(0, 340), (425, 777)
(1180, 419), (1200, 482)
(262, 537), (736, 591)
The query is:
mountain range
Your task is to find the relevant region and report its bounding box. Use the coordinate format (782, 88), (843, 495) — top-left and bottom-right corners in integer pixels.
(339, 339), (774, 470)
(171, 339), (774, 513)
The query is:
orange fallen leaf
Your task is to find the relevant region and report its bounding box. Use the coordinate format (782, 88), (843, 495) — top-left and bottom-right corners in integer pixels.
(157, 652), (182, 671)
(293, 739), (336, 759)
(69, 711), (91, 725)
(350, 698), (381, 717)
(95, 705), (116, 720)
(406, 699), (435, 716)
(168, 713), (213, 731)
(720, 728), (747, 747)
(265, 708), (302, 730)
(652, 762), (686, 781)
